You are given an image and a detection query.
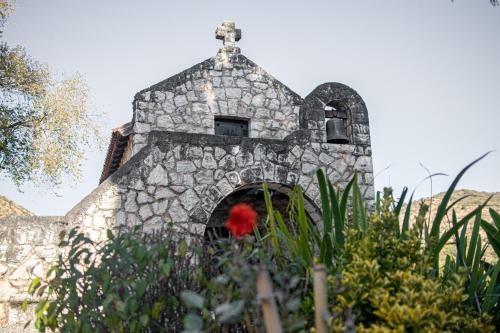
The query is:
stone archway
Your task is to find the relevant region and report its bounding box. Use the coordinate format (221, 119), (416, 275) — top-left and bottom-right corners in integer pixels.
(203, 182), (322, 240)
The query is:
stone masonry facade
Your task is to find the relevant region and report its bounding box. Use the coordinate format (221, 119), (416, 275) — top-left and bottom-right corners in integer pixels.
(0, 21), (374, 331)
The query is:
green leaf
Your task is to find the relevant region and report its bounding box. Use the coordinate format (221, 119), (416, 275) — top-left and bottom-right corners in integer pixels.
(401, 192), (414, 238)
(28, 278), (41, 295)
(457, 212), (469, 267)
(115, 300), (126, 312)
(329, 181), (344, 249)
(161, 261), (173, 278)
(351, 174), (367, 232)
(34, 299), (47, 319)
(469, 237), (483, 299)
(180, 290), (205, 309)
(375, 191), (381, 213)
(430, 152), (490, 239)
(394, 186), (408, 217)
(179, 241), (188, 258)
(483, 261), (500, 312)
(183, 313), (203, 331)
(466, 209), (482, 267)
(21, 299), (28, 312)
(106, 229), (114, 240)
(263, 182), (279, 253)
(215, 300), (244, 323)
(140, 314), (149, 327)
(489, 208), (500, 229)
(275, 211), (298, 259)
(296, 186), (311, 265)
(136, 280), (147, 298)
(435, 205), (486, 261)
(340, 175), (356, 218)
(317, 169), (332, 235)
(481, 219), (500, 257)
(152, 301), (165, 320)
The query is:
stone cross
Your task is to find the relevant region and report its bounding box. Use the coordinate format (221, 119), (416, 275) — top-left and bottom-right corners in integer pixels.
(215, 21), (241, 53)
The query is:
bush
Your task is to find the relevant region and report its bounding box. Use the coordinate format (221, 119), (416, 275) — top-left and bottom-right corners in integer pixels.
(330, 195), (494, 332)
(27, 227), (211, 332)
(26, 226), (319, 332)
(27, 159), (499, 332)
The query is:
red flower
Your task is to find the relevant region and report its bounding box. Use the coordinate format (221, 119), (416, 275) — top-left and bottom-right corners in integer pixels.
(225, 203), (257, 237)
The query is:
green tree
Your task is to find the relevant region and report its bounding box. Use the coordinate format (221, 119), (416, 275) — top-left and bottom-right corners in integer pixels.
(0, 0), (102, 187)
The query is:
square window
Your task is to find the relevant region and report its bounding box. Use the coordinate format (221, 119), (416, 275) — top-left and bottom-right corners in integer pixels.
(214, 118), (249, 137)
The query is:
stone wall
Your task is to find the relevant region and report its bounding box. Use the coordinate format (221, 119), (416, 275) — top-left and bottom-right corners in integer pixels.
(0, 217), (66, 332)
(67, 130), (374, 237)
(132, 53), (303, 154)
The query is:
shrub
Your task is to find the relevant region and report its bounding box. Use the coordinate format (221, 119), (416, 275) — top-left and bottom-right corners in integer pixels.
(26, 157), (499, 332)
(27, 227), (211, 332)
(330, 194), (494, 332)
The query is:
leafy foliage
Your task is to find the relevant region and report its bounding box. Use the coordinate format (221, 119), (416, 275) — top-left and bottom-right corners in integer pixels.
(27, 226), (318, 332)
(27, 227), (209, 332)
(27, 160), (499, 332)
(0, 0), (15, 37)
(330, 197), (494, 332)
(0, 1), (102, 187)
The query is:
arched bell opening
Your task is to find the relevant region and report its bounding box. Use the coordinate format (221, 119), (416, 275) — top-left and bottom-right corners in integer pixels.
(324, 100), (352, 144)
(300, 82), (368, 145)
(204, 183), (322, 243)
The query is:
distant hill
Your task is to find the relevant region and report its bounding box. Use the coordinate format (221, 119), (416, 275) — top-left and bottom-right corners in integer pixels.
(405, 189), (499, 263)
(0, 195), (33, 219)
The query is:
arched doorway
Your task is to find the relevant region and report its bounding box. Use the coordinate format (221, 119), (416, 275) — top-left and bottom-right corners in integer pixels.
(204, 182), (322, 241)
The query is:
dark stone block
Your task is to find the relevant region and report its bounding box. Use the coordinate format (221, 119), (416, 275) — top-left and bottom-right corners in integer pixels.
(240, 168), (256, 183)
(276, 166), (289, 183)
(191, 207), (209, 224)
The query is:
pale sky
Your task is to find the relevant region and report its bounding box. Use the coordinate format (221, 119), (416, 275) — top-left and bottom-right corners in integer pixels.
(1, 0), (499, 216)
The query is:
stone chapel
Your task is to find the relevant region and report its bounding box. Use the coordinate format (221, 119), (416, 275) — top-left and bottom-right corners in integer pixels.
(0, 21), (374, 330)
(92, 20), (375, 236)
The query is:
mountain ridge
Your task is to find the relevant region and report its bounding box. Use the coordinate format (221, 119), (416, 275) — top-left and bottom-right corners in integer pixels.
(0, 195), (33, 219)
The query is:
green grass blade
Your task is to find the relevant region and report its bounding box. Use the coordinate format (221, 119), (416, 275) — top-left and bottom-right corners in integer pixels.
(308, 217), (322, 249)
(466, 210), (482, 267)
(430, 152), (490, 239)
(481, 219), (500, 257)
(254, 225), (263, 242)
(469, 237), (483, 300)
(376, 191), (381, 213)
(401, 192), (415, 239)
(275, 211), (292, 240)
(275, 211), (299, 258)
(483, 261), (500, 312)
(296, 186), (311, 265)
(489, 208), (500, 230)
(316, 169), (333, 234)
(436, 204), (488, 260)
(394, 186), (408, 217)
(321, 234), (334, 268)
(352, 177), (368, 232)
(458, 212), (469, 267)
(329, 181), (344, 249)
(263, 182), (279, 254)
(340, 175), (356, 216)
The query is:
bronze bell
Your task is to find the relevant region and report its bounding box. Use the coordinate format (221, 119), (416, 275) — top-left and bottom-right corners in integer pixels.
(326, 118), (349, 144)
